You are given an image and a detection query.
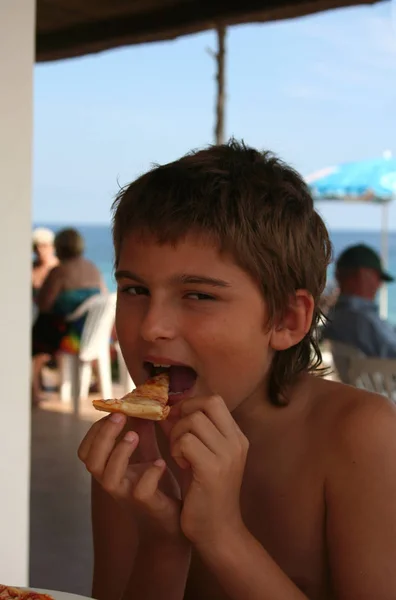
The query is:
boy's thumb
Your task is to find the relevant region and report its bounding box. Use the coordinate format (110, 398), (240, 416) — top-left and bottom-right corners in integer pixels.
(136, 420), (162, 461)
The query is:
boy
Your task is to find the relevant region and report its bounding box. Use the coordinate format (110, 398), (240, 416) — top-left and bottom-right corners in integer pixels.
(79, 141), (396, 600)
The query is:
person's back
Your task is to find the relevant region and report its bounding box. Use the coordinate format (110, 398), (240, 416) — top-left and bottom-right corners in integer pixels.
(37, 228), (105, 316)
(323, 244), (396, 357)
(51, 255), (105, 315)
(78, 142), (396, 600)
(57, 253), (103, 291)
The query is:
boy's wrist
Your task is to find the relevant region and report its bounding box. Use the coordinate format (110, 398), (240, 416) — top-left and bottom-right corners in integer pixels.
(138, 534), (192, 577)
(194, 519), (248, 566)
(140, 526), (191, 554)
(138, 512), (186, 545)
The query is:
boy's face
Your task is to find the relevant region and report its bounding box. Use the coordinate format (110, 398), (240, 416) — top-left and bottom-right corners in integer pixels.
(115, 232), (275, 412)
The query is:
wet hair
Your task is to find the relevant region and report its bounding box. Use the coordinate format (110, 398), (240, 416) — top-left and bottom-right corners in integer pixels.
(112, 140), (332, 405)
(55, 228), (84, 260)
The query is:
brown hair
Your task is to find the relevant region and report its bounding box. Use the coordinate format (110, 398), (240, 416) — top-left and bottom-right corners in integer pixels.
(55, 228), (84, 260)
(112, 140), (332, 405)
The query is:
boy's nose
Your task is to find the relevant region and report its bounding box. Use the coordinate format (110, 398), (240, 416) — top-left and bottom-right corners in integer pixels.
(139, 301), (177, 342)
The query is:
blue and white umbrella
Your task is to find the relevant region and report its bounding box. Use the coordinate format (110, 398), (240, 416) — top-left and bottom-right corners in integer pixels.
(306, 153), (396, 318)
(306, 154), (396, 203)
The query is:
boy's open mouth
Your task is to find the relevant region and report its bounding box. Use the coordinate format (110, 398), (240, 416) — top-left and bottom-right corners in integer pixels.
(144, 362), (197, 397)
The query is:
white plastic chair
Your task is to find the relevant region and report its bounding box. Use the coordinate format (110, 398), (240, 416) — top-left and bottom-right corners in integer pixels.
(59, 293), (117, 412)
(348, 357), (396, 401)
(114, 341), (135, 395)
(330, 341), (365, 384)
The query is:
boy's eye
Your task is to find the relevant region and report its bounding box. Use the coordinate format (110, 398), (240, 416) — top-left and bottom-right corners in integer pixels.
(185, 292), (215, 301)
(121, 285), (149, 296)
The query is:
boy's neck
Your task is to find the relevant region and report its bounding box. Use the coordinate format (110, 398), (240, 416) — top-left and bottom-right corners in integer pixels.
(232, 373), (312, 439)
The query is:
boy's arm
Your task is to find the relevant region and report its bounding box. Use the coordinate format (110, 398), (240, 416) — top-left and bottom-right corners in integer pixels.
(170, 396), (309, 600)
(91, 479), (190, 600)
(122, 536), (191, 600)
(91, 479), (137, 600)
(196, 529), (308, 600)
(325, 395), (396, 600)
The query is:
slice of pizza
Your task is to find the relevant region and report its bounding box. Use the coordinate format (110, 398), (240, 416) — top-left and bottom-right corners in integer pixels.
(0, 587), (54, 600)
(92, 372), (170, 421)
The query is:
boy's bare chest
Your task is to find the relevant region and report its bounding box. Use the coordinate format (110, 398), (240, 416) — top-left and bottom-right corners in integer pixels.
(184, 446), (331, 600)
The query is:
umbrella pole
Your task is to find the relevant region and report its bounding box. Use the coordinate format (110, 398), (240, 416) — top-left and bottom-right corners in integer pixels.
(379, 202), (389, 320)
(211, 26), (226, 145)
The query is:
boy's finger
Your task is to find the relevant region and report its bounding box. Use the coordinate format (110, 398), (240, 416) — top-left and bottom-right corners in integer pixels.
(101, 430), (140, 494)
(133, 463), (182, 536)
(84, 413), (127, 479)
(135, 420), (162, 462)
(170, 411), (225, 456)
(180, 395), (238, 439)
(172, 432), (214, 475)
(78, 416), (108, 462)
(159, 408), (180, 439)
(133, 460), (168, 511)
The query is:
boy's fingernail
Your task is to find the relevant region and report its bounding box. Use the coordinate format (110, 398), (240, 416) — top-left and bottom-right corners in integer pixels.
(154, 459), (165, 468)
(124, 431), (137, 443)
(109, 413), (124, 423)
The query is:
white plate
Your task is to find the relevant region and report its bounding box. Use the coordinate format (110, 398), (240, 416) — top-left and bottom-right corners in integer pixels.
(28, 590), (92, 600)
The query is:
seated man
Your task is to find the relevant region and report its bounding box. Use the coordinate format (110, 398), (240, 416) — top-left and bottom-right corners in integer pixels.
(323, 243), (396, 357)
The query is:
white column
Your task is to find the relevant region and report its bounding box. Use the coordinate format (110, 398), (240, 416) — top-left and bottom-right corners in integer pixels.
(0, 0), (35, 585)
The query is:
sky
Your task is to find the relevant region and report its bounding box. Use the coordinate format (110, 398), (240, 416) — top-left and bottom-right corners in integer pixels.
(33, 1), (396, 230)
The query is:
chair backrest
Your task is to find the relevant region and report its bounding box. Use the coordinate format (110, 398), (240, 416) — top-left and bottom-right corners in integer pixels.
(348, 357), (396, 401)
(77, 293), (117, 362)
(65, 293), (103, 322)
(330, 341), (365, 384)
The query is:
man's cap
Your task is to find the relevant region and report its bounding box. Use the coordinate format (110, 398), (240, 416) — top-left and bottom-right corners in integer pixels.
(32, 227), (55, 245)
(336, 244), (394, 282)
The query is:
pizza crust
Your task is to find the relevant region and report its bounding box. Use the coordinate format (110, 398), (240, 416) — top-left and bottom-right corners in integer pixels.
(93, 397), (170, 421)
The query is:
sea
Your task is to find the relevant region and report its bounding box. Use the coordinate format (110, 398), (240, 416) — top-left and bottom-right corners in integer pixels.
(36, 224), (396, 324)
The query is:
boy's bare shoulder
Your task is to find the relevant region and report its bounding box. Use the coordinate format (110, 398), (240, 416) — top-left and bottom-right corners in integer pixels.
(302, 381), (396, 599)
(310, 375), (396, 418)
(307, 375), (396, 458)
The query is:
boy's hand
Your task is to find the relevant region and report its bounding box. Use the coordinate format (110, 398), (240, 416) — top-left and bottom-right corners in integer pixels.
(78, 413), (183, 539)
(169, 395), (249, 548)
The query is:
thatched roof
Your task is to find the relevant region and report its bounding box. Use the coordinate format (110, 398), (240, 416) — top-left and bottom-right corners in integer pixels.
(36, 0), (380, 62)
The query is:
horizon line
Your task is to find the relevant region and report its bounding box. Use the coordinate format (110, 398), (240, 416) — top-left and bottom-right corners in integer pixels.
(32, 221), (396, 233)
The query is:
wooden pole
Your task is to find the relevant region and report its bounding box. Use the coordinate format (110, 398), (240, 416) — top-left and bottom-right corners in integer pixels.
(214, 26), (226, 145)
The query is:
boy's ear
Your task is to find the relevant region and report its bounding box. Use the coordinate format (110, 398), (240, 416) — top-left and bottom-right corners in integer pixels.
(269, 290), (314, 351)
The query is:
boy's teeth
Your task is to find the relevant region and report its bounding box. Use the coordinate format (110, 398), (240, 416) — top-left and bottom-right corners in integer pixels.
(153, 363), (170, 368)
